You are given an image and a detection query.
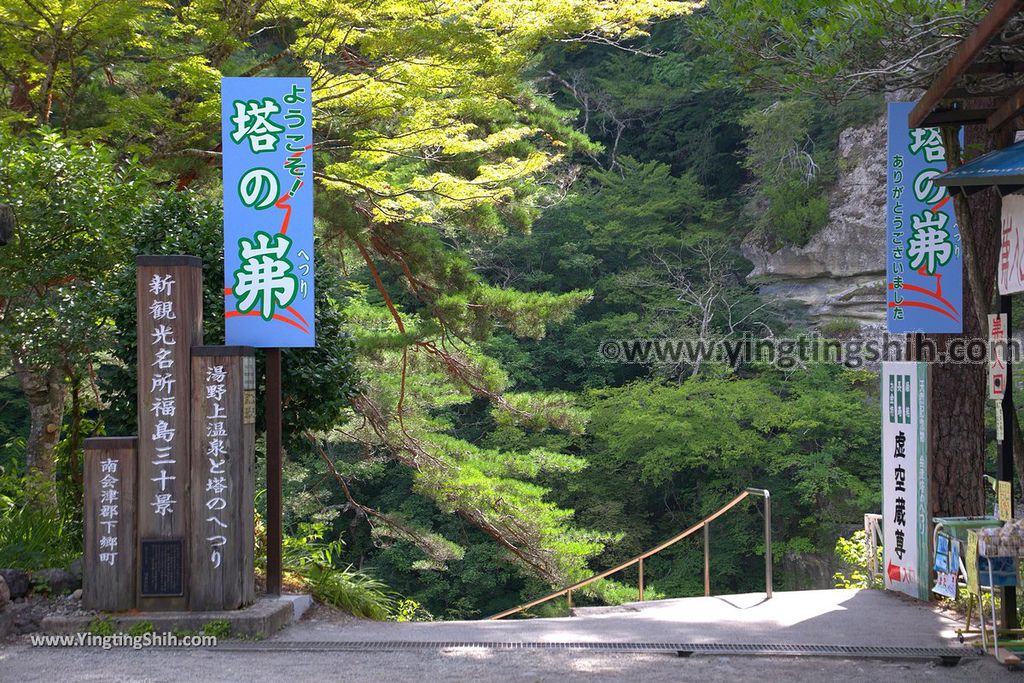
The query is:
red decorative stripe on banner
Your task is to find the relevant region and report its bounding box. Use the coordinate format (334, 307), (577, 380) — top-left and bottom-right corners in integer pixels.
(226, 310), (309, 333)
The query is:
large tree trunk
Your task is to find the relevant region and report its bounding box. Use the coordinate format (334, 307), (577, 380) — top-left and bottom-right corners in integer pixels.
(929, 117), (1010, 518)
(12, 359), (66, 507)
(928, 301), (988, 517)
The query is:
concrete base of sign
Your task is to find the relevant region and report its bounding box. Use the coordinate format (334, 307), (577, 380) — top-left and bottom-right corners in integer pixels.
(280, 593), (314, 621)
(39, 595), (309, 639)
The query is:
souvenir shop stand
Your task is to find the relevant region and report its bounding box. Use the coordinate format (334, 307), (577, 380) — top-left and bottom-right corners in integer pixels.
(933, 478), (1022, 659)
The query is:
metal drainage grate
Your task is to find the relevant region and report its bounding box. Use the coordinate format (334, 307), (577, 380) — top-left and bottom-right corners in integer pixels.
(212, 640), (977, 663)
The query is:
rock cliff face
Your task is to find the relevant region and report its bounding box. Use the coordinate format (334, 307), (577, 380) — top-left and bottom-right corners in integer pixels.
(742, 113), (887, 327)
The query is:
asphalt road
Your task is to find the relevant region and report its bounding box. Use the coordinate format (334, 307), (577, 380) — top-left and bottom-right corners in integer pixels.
(0, 644), (1015, 682)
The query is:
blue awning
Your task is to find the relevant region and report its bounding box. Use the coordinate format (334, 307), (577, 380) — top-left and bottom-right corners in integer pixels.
(933, 140), (1024, 195)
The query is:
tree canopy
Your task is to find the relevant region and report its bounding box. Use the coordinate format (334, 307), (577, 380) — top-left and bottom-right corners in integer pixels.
(0, 0), (940, 619)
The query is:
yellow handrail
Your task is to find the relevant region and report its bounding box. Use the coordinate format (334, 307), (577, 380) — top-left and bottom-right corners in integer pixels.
(488, 488), (771, 619)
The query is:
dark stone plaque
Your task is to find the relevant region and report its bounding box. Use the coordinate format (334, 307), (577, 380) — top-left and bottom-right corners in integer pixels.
(140, 538), (184, 597)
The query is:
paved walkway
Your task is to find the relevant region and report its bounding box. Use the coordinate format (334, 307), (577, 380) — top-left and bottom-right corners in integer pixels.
(276, 589), (964, 649)
(1, 589), (1013, 682)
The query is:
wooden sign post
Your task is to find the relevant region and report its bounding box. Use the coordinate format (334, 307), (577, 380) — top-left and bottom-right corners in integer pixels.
(190, 346), (256, 610)
(82, 437), (137, 611)
(135, 255), (203, 611)
(83, 254), (258, 614)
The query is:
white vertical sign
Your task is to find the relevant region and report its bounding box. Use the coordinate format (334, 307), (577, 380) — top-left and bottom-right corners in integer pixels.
(1000, 194), (1024, 295)
(989, 313), (1008, 399)
(882, 361), (930, 600)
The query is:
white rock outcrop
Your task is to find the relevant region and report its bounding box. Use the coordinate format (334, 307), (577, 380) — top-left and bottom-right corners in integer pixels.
(742, 113), (887, 328)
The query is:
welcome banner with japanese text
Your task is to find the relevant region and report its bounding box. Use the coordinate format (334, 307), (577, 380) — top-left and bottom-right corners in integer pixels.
(222, 77), (315, 347)
(886, 102), (962, 333)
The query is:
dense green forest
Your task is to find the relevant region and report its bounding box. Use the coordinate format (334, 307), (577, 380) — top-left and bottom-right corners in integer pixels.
(3, 0), (978, 620)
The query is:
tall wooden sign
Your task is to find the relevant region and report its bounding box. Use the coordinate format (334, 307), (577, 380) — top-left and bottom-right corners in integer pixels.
(135, 255), (203, 610)
(190, 346), (256, 610)
(83, 255), (257, 614)
(83, 437), (137, 611)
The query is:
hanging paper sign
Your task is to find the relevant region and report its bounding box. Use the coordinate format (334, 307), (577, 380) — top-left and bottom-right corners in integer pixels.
(989, 313), (1008, 399)
(1000, 194), (1024, 294)
(886, 102), (963, 333)
(997, 402), (1005, 443)
(222, 77), (315, 347)
(998, 480), (1012, 522)
(932, 532), (959, 599)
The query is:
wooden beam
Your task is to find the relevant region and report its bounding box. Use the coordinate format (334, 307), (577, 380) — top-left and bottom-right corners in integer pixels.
(988, 84), (1024, 130)
(909, 0), (1024, 128)
(920, 108), (995, 126)
(948, 86), (1022, 99)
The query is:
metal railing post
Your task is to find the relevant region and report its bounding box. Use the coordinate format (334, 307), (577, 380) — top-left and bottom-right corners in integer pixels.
(745, 488), (772, 600)
(638, 558), (644, 602)
(764, 490), (772, 599)
(703, 521), (710, 597)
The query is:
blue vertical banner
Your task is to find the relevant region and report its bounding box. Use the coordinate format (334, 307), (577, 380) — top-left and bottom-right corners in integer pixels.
(222, 77), (315, 347)
(886, 102), (962, 333)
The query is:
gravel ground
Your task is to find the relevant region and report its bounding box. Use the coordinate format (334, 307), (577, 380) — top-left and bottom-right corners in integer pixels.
(0, 591), (94, 638)
(0, 643), (1015, 682)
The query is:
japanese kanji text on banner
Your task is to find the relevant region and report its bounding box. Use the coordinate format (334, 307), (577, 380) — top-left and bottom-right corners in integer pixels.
(886, 102), (962, 333)
(989, 313), (1008, 399)
(1000, 193), (1024, 295)
(881, 361), (930, 601)
(221, 77), (315, 347)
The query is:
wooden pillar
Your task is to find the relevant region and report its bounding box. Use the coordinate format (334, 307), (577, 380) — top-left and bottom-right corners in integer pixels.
(999, 294), (1016, 628)
(135, 255), (203, 611)
(189, 346), (256, 610)
(82, 437), (137, 611)
(266, 348), (283, 596)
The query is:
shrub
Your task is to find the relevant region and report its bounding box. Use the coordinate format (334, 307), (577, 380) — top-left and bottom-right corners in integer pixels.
(203, 619), (231, 639)
(284, 523), (397, 620)
(820, 317), (862, 337)
(89, 617), (115, 636)
(389, 598), (434, 622)
(832, 530), (882, 589)
(127, 622), (154, 637)
(0, 464), (79, 570)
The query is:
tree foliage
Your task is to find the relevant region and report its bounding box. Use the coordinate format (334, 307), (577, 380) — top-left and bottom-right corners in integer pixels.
(0, 129), (146, 502)
(0, 1), (900, 619)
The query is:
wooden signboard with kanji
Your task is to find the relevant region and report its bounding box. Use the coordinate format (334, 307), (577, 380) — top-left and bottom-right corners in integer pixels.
(82, 437), (137, 611)
(82, 254), (257, 614)
(135, 255), (204, 610)
(189, 346), (256, 610)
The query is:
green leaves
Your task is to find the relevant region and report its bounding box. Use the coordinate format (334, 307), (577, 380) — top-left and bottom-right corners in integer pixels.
(96, 190), (359, 440)
(283, 522), (397, 619)
(0, 129), (146, 369)
(300, 0), (691, 227)
(582, 365), (878, 583)
(692, 0), (980, 101)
